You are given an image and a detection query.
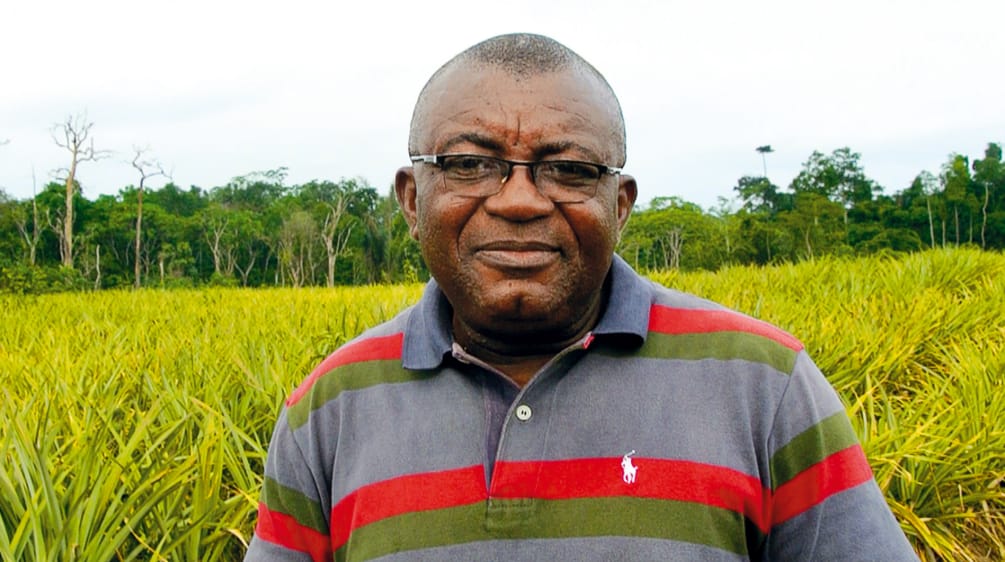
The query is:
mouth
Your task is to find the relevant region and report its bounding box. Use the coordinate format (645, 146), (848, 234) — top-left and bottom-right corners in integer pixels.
(474, 241), (561, 270)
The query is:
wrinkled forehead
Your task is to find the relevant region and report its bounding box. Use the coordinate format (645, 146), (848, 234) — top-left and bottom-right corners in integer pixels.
(410, 61), (626, 160)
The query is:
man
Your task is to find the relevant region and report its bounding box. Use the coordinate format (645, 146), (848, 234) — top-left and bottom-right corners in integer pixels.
(246, 33), (916, 561)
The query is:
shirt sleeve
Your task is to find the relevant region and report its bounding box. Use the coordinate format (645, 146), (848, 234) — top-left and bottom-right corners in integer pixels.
(244, 408), (332, 562)
(762, 351), (918, 561)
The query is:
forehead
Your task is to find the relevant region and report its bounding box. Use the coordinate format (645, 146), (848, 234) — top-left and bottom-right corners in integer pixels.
(414, 64), (622, 158)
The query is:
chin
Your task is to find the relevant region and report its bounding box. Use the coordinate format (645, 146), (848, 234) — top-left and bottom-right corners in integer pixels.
(479, 285), (560, 319)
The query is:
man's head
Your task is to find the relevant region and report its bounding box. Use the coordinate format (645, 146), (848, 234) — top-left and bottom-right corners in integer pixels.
(408, 34), (627, 166)
(395, 33), (637, 356)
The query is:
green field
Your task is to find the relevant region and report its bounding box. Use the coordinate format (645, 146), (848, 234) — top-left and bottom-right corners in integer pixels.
(1, 249), (1003, 560)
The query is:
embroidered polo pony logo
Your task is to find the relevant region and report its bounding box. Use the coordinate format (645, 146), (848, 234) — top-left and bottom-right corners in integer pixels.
(621, 450), (638, 484)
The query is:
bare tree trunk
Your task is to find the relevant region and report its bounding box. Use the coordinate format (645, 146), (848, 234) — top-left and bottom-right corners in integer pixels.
(666, 228), (683, 270)
(954, 206), (960, 245)
(14, 199), (46, 267)
(94, 245), (102, 290)
(235, 252), (257, 287)
(135, 186), (143, 287)
(981, 184), (989, 249)
(320, 198), (352, 287)
(129, 147), (167, 288)
(52, 113), (110, 269)
(926, 196), (936, 249)
(63, 156), (78, 268)
(205, 223), (228, 275)
(49, 214), (69, 265)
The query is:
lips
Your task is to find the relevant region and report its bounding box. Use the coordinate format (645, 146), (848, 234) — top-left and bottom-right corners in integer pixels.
(474, 240), (561, 270)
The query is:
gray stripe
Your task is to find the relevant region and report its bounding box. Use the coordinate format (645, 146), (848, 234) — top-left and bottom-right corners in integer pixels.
(765, 351), (850, 461)
(264, 409), (325, 504)
(371, 536), (748, 562)
(498, 351), (790, 479)
(649, 283), (736, 312)
(768, 480), (917, 560)
(244, 534), (315, 562)
(292, 368), (488, 505)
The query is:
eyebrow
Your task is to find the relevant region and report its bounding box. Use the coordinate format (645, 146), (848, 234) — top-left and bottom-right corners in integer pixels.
(438, 134), (604, 163)
(439, 133), (505, 154)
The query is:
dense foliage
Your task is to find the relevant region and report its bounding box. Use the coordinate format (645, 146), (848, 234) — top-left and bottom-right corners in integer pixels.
(621, 144), (1005, 271)
(1, 143), (1003, 292)
(1, 249), (1002, 560)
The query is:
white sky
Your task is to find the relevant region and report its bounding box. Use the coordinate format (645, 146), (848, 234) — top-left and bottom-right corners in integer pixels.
(1, 0), (1002, 210)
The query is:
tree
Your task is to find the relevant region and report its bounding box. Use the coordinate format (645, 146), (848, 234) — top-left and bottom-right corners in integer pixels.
(940, 154), (974, 245)
(778, 192), (846, 259)
(320, 197), (353, 287)
(230, 210), (264, 286)
(734, 175), (790, 215)
(10, 169), (47, 266)
(277, 210), (318, 287)
(619, 198), (729, 271)
(201, 203), (235, 279)
(756, 145), (774, 179)
(912, 171), (941, 248)
(130, 146), (169, 288)
(972, 143), (1003, 249)
(51, 113), (110, 268)
(791, 148), (878, 226)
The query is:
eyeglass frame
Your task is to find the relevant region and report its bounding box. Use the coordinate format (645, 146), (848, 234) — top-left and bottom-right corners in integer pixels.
(409, 153), (622, 203)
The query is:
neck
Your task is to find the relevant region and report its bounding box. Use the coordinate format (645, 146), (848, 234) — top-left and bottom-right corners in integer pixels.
(452, 294), (605, 388)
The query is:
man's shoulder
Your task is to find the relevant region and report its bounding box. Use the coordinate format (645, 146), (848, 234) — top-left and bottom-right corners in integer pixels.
(642, 280), (805, 364)
(283, 304), (419, 409)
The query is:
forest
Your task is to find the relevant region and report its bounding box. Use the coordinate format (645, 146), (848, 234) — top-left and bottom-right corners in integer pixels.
(1, 134), (1003, 292)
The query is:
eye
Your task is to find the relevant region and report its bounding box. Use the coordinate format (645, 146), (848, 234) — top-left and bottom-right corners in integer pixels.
(439, 155), (500, 181)
(538, 161), (601, 186)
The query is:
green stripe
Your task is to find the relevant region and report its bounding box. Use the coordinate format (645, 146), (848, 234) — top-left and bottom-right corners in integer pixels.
(287, 360), (435, 429)
(336, 497), (751, 561)
(769, 412), (859, 488)
(261, 476), (328, 535)
(623, 332), (797, 374)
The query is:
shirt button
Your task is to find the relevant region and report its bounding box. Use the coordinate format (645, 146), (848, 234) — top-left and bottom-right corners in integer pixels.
(515, 404), (533, 421)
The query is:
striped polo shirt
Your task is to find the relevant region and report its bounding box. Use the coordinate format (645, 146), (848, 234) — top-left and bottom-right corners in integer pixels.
(246, 256), (916, 561)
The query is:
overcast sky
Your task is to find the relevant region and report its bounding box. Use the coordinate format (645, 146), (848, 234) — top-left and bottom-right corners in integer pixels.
(1, 0), (1002, 210)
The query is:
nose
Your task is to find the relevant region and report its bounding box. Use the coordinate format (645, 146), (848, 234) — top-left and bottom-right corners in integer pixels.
(482, 164), (555, 221)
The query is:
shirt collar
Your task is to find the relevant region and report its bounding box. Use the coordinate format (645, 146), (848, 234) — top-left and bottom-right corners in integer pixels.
(401, 254), (651, 370)
(592, 254), (652, 341)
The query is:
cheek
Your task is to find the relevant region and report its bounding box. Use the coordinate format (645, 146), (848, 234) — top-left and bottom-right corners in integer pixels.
(416, 195), (480, 254)
(566, 201), (621, 250)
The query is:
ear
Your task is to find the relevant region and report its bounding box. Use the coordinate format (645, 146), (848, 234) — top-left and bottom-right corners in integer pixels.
(616, 174), (638, 232)
(395, 166), (420, 240)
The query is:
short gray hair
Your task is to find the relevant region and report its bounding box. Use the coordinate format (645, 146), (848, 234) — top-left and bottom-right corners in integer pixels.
(407, 33), (626, 164)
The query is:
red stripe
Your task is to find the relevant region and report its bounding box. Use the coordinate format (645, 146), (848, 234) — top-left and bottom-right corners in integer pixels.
(254, 502), (331, 561)
(286, 333), (404, 406)
(330, 465), (486, 550)
(770, 444), (874, 525)
(324, 451), (872, 548)
(648, 305), (804, 352)
(490, 457), (771, 533)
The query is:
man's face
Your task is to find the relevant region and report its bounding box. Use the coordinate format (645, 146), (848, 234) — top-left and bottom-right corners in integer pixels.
(397, 65), (636, 345)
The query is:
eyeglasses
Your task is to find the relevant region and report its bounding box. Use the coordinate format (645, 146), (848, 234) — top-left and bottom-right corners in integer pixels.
(410, 153), (621, 203)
